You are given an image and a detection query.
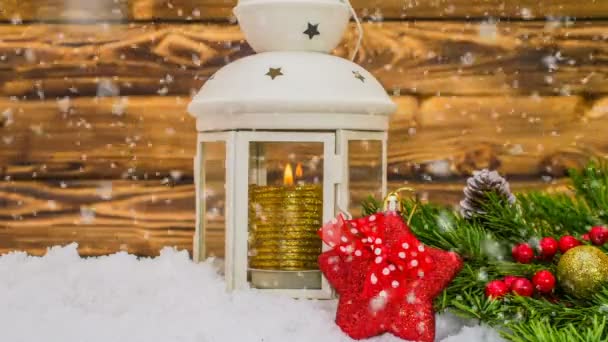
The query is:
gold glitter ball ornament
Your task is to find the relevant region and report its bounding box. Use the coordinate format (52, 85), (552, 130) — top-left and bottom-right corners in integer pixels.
(556, 245), (608, 298)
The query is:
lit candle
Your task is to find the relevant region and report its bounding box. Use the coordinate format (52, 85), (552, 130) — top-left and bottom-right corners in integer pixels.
(249, 163), (323, 289)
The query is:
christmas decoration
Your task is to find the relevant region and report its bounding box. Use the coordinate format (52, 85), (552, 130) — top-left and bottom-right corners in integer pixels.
(556, 245), (608, 298)
(503, 275), (518, 289)
(360, 162), (608, 341)
(318, 212), (462, 342)
(512, 243), (534, 263)
(459, 169), (516, 219)
(487, 271), (556, 298)
(538, 237), (559, 260)
(511, 278), (534, 297)
(532, 270), (556, 294)
(589, 226), (608, 246)
(485, 280), (509, 299)
(558, 235), (581, 254)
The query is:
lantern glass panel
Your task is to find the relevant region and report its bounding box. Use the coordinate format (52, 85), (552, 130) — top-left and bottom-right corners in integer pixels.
(348, 139), (383, 217)
(200, 141), (227, 261)
(247, 141), (324, 290)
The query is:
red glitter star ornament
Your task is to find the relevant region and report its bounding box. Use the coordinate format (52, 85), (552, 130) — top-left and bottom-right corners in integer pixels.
(318, 212), (462, 342)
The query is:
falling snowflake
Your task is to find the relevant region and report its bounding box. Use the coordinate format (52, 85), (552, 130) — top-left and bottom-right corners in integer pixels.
(57, 97), (71, 113)
(24, 49), (37, 63)
(436, 211), (455, 232)
(520, 8), (533, 19)
(112, 97), (128, 116)
(30, 124), (44, 135)
(477, 269), (488, 282)
(481, 236), (506, 261)
(2, 108), (14, 126)
(406, 291), (417, 304)
(46, 200), (58, 210)
(80, 206), (96, 224)
(96, 182), (113, 200)
(369, 291), (388, 312)
(157, 87), (169, 95)
(460, 52), (475, 66)
(97, 79), (120, 97)
(2, 136), (14, 145)
(542, 55), (559, 71)
(426, 160), (451, 177)
(170, 170), (183, 181)
(478, 20), (498, 41)
(10, 15), (22, 25)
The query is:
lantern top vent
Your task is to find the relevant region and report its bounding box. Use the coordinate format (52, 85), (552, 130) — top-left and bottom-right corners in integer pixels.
(234, 0), (351, 53)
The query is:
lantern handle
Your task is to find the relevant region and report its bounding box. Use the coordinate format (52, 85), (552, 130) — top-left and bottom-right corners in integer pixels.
(344, 0), (362, 61)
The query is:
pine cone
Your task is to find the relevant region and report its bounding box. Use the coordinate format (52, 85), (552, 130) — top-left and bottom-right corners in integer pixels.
(460, 169), (516, 219)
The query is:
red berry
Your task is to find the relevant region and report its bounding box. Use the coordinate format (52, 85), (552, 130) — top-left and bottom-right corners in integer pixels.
(589, 226), (608, 246)
(532, 270), (556, 294)
(559, 235), (581, 254)
(485, 280), (509, 299)
(512, 243), (534, 263)
(511, 278), (534, 297)
(538, 237), (559, 259)
(582, 233), (590, 241)
(503, 275), (518, 289)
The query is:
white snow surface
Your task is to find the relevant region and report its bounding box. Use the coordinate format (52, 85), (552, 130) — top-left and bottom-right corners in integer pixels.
(0, 244), (503, 342)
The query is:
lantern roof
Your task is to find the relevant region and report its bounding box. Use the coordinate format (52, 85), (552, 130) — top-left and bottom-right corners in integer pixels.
(188, 0), (396, 131)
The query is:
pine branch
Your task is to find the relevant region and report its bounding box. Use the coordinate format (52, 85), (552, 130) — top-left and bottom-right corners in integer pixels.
(361, 196), (382, 216)
(570, 161), (608, 222)
(491, 262), (556, 278)
(503, 315), (608, 342)
(517, 192), (597, 236)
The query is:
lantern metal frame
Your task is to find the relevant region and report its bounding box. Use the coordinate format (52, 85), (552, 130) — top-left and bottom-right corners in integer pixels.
(193, 128), (387, 299)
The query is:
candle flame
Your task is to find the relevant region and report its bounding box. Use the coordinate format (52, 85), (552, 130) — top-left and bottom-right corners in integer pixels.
(295, 162), (303, 178)
(283, 164), (294, 186)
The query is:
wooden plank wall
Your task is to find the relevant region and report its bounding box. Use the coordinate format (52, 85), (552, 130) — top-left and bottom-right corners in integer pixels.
(1, 0), (608, 256)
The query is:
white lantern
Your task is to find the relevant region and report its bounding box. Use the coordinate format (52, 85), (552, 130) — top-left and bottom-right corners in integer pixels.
(188, 0), (396, 299)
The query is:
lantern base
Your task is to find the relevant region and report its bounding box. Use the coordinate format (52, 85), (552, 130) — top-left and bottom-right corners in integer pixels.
(250, 269), (322, 290)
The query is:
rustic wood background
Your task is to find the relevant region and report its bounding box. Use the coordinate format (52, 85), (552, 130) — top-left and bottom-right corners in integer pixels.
(1, 0), (607, 256)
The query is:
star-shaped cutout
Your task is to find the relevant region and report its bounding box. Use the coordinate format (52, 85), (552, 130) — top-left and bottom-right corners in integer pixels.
(353, 71), (365, 82)
(303, 23), (320, 39)
(318, 213), (462, 342)
(266, 67), (283, 80)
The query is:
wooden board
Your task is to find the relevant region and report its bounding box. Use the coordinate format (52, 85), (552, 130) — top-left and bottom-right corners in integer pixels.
(0, 24), (247, 98)
(2, 21), (608, 97)
(0, 178), (571, 257)
(1, 0), (608, 21)
(0, 180), (195, 256)
(389, 95), (608, 179)
(0, 96), (196, 179)
(3, 95), (608, 181)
